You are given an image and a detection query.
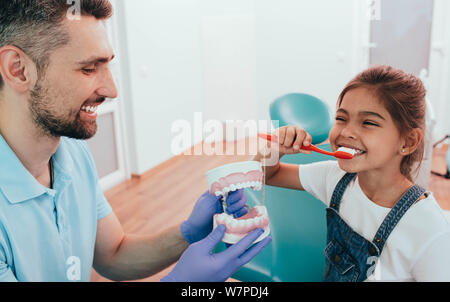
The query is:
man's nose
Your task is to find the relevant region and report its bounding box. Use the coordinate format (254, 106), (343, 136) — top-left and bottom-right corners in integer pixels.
(96, 68), (118, 100)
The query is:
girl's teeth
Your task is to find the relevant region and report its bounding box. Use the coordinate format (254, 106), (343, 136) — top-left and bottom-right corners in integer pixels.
(338, 147), (365, 155)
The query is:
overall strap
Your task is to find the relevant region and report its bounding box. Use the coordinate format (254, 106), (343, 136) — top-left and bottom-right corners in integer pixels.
(329, 173), (357, 212)
(372, 184), (426, 252)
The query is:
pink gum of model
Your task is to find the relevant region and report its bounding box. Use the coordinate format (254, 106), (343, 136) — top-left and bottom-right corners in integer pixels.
(209, 170), (264, 195)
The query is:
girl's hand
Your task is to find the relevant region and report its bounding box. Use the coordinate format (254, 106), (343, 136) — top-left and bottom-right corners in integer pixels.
(274, 126), (313, 155)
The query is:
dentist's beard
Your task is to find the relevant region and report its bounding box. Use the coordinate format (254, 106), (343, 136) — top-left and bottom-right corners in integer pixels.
(29, 81), (98, 140)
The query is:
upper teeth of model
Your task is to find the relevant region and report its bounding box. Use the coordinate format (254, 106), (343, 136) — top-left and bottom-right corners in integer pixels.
(206, 161), (264, 196)
(338, 146), (365, 155)
(217, 181), (262, 196)
(81, 105), (98, 113)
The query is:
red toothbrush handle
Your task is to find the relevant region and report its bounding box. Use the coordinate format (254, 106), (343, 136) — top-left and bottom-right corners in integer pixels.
(258, 133), (277, 142)
(301, 144), (334, 156)
(258, 133), (333, 156)
(258, 133), (352, 159)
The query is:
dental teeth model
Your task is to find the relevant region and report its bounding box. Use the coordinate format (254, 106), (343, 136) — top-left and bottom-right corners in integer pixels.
(206, 161), (271, 244)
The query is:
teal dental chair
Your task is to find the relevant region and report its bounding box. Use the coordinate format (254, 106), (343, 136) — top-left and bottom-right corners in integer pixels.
(216, 93), (334, 281)
(270, 93), (333, 145)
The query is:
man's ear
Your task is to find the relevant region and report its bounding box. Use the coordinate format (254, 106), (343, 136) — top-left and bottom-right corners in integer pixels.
(0, 46), (38, 93)
(400, 128), (423, 156)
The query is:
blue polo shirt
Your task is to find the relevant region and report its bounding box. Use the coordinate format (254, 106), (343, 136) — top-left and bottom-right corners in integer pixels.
(0, 134), (112, 281)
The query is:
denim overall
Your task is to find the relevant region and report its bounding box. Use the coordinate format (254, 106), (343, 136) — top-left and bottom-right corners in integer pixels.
(323, 173), (425, 282)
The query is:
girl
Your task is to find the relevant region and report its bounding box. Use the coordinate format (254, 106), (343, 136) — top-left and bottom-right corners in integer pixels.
(255, 65), (450, 281)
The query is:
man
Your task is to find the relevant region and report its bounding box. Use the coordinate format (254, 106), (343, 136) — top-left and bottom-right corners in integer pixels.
(0, 0), (271, 282)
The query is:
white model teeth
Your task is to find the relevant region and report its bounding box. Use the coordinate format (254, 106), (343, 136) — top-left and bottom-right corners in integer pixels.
(244, 220), (253, 228)
(216, 181), (262, 196)
(230, 220), (238, 228)
(256, 206), (266, 216)
(215, 205), (269, 232)
(216, 213), (260, 229)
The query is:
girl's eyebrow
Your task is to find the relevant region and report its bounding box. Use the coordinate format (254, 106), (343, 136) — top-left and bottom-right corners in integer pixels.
(360, 111), (386, 120)
(337, 108), (385, 120)
(336, 108), (348, 115)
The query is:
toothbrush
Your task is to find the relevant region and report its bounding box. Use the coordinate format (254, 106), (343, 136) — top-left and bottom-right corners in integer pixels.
(258, 133), (354, 160)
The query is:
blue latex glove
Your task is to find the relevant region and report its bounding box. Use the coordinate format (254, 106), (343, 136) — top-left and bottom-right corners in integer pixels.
(161, 224), (272, 282)
(181, 189), (249, 244)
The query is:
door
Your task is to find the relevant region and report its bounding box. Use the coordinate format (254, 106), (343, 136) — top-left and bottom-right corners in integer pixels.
(86, 0), (130, 191)
(355, 0), (437, 188)
(368, 0), (434, 76)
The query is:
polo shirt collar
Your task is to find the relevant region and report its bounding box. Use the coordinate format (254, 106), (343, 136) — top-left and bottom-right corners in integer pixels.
(52, 137), (74, 186)
(0, 135), (74, 204)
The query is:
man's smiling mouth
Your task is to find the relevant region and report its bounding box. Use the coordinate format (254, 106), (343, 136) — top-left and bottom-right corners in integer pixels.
(80, 104), (99, 114)
(80, 98), (106, 114)
(79, 98), (106, 119)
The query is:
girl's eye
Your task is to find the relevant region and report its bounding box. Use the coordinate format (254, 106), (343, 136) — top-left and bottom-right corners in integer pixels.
(335, 117), (346, 122)
(363, 121), (378, 126)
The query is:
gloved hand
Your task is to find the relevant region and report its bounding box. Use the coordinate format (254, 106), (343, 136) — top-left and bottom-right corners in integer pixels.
(181, 189), (248, 244)
(161, 224), (272, 282)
